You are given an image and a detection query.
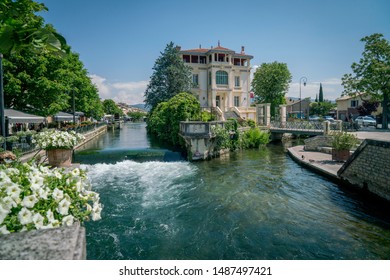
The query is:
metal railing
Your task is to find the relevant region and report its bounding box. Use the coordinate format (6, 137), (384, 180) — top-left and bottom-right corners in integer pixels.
(270, 120), (324, 131)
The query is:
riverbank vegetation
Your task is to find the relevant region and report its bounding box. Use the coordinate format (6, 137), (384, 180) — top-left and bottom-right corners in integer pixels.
(1, 0), (104, 119)
(147, 92), (200, 148)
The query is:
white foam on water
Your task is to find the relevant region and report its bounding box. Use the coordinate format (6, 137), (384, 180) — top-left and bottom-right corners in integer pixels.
(82, 160), (198, 209)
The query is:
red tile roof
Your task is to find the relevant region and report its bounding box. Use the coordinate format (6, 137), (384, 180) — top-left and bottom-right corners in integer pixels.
(181, 45), (252, 58)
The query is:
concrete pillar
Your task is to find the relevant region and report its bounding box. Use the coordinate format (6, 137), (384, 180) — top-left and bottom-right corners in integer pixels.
(279, 105), (287, 128)
(335, 120), (343, 131)
(256, 104), (265, 125)
(256, 103), (271, 126)
(265, 103), (271, 126)
(323, 121), (330, 135)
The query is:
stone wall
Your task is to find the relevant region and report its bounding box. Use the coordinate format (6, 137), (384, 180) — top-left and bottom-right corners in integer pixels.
(0, 223), (86, 260)
(304, 135), (333, 151)
(338, 140), (390, 201)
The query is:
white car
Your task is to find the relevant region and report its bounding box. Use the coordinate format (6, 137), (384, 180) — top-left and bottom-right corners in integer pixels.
(354, 116), (377, 127)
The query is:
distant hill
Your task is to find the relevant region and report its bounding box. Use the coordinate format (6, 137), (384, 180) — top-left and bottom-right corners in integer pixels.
(130, 104), (149, 112)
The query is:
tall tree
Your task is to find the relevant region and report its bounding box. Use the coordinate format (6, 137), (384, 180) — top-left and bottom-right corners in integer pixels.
(102, 99), (123, 116)
(319, 83), (324, 102)
(1, 0), (103, 120)
(315, 94), (318, 103)
(144, 42), (192, 110)
(342, 33), (390, 129)
(251, 61), (292, 116)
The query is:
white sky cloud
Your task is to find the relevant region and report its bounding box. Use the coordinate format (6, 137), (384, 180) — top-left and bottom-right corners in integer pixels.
(90, 74), (148, 104)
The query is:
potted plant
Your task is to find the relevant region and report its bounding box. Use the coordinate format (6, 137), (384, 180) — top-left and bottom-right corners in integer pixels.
(331, 131), (359, 161)
(32, 129), (85, 167)
(0, 161), (102, 235)
(25, 130), (37, 145)
(5, 135), (19, 151)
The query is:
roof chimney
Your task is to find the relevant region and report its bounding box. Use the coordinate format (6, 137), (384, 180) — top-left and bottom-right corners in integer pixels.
(199, 44), (201, 49)
(176, 45), (181, 51)
(241, 46), (245, 54)
(218, 40), (220, 47)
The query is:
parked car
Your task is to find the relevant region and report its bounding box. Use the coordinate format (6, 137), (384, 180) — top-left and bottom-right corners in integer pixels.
(309, 115), (320, 121)
(323, 116), (335, 122)
(354, 116), (377, 127)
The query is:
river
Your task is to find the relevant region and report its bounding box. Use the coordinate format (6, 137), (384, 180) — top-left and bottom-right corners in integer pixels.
(75, 122), (390, 260)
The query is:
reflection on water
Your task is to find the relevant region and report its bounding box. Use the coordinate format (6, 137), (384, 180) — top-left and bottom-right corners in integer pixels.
(78, 123), (390, 260)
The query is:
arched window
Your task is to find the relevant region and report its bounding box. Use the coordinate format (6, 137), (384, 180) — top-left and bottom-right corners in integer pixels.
(216, 71), (228, 85)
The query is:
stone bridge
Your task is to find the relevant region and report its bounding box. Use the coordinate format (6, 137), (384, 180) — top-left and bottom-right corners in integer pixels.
(256, 103), (342, 138)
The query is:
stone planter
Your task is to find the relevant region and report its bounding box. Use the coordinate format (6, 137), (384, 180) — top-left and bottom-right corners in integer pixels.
(332, 149), (350, 162)
(47, 149), (73, 167)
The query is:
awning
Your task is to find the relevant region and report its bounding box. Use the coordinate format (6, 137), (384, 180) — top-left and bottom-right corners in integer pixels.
(54, 111), (80, 122)
(4, 109), (46, 124)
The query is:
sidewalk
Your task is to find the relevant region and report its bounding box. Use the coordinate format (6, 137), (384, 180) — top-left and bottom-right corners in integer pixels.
(287, 145), (343, 180)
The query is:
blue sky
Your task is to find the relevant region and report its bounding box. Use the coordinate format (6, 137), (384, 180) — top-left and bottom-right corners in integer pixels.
(40, 0), (390, 104)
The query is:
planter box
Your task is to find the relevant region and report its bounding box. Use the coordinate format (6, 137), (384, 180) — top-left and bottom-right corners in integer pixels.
(332, 149), (350, 162)
(47, 149), (73, 167)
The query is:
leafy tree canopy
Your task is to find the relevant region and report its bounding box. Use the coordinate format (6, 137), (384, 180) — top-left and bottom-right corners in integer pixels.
(251, 61), (292, 116)
(1, 0), (104, 119)
(144, 42), (193, 110)
(102, 99), (123, 116)
(147, 92), (200, 148)
(310, 101), (336, 116)
(342, 33), (390, 129)
(0, 0), (66, 55)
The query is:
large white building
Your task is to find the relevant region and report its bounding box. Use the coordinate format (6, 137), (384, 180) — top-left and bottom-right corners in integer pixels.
(178, 42), (255, 120)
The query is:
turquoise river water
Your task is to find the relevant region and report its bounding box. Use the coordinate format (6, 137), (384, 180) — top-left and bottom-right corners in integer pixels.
(75, 123), (390, 260)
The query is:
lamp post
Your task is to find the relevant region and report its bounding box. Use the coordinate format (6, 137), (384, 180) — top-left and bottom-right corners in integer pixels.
(299, 76), (307, 119)
(0, 53), (5, 148)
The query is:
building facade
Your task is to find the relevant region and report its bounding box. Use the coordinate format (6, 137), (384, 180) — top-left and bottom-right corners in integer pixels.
(178, 43), (255, 120)
(336, 93), (383, 121)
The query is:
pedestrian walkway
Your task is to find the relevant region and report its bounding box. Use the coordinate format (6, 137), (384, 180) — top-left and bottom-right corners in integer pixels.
(287, 145), (343, 180)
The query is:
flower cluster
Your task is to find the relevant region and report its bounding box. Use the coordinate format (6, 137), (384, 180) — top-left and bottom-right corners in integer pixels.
(32, 129), (85, 150)
(0, 161), (102, 235)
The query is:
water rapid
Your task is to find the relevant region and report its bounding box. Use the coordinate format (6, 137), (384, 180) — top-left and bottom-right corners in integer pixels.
(79, 123), (390, 260)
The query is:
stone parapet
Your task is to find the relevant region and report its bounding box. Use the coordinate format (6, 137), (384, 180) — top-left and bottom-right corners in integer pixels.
(0, 223), (86, 260)
(338, 139), (390, 201)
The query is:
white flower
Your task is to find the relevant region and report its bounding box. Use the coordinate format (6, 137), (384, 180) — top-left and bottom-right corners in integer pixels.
(38, 187), (50, 199)
(46, 209), (55, 222)
(71, 168), (80, 177)
(0, 225), (10, 235)
(62, 215), (74, 226)
(57, 198), (71, 215)
(54, 170), (62, 179)
(0, 205), (9, 224)
(18, 208), (33, 225)
(91, 202), (102, 221)
(32, 213), (44, 229)
(52, 188), (64, 201)
(1, 196), (17, 211)
(6, 168), (20, 176)
(6, 184), (21, 200)
(22, 194), (38, 208)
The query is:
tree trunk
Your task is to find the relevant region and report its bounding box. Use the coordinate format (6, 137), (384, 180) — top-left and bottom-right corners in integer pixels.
(382, 92), (389, 130)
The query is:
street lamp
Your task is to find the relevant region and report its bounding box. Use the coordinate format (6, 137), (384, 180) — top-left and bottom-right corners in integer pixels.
(0, 53), (5, 149)
(299, 76), (307, 119)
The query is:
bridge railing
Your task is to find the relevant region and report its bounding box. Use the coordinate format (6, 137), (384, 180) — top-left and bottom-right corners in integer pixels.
(270, 120), (324, 131)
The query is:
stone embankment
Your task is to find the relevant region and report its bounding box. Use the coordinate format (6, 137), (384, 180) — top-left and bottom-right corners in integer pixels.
(0, 223), (85, 260)
(288, 132), (390, 202)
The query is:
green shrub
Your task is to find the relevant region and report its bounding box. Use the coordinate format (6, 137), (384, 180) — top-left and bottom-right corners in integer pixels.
(331, 131), (358, 150)
(240, 128), (270, 149)
(201, 111), (215, 122)
(146, 92), (200, 148)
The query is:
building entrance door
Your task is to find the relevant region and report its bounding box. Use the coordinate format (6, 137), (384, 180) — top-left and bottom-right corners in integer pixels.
(216, 96), (220, 108)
